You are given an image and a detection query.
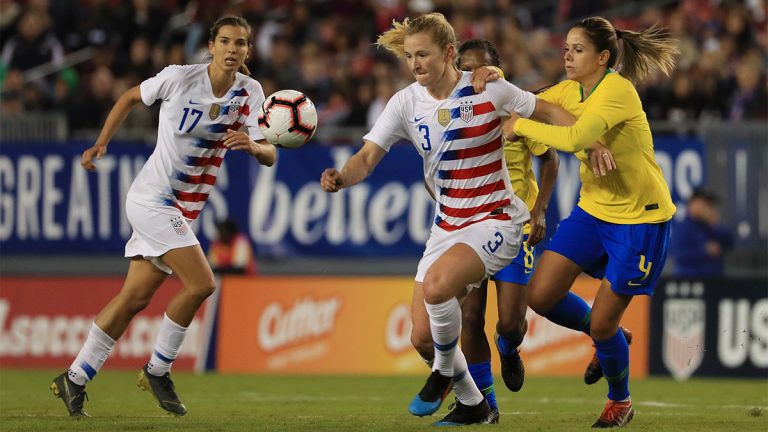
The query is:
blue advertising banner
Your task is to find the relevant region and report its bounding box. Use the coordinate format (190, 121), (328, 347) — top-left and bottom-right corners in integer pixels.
(0, 137), (705, 257)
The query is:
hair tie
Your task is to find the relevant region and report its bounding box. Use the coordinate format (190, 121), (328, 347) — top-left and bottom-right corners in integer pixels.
(615, 29), (623, 39)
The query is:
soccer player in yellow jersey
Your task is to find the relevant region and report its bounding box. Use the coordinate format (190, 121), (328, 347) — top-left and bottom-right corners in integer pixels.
(456, 39), (559, 423)
(505, 17), (679, 428)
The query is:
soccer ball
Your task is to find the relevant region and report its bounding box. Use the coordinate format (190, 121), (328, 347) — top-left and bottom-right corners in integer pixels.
(258, 90), (318, 148)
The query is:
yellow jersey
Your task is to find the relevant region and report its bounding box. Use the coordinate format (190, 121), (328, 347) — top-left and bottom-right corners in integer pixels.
(514, 72), (675, 224)
(504, 138), (548, 212)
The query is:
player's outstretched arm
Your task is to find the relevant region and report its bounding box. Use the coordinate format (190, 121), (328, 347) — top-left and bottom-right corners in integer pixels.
(321, 141), (386, 193)
(81, 85), (142, 171)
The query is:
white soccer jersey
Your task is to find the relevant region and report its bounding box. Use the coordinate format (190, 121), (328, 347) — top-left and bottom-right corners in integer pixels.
(129, 64), (266, 220)
(364, 72), (536, 231)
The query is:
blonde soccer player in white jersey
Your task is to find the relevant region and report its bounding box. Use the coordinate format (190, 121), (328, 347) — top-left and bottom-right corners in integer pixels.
(51, 16), (277, 417)
(320, 13), (576, 426)
(505, 17), (678, 428)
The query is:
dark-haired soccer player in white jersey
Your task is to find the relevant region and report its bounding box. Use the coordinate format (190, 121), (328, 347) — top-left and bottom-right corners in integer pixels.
(320, 12), (576, 426)
(51, 16), (276, 417)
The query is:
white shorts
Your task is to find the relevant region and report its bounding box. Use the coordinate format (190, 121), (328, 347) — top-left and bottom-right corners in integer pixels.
(415, 219), (523, 292)
(124, 199), (200, 274)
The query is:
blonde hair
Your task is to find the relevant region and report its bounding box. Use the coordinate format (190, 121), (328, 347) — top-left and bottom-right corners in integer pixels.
(376, 13), (457, 58)
(574, 16), (679, 83)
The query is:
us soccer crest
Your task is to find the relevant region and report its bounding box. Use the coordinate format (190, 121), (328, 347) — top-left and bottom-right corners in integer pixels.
(209, 103), (222, 119)
(459, 102), (473, 122)
(662, 281), (706, 381)
(228, 101), (241, 121)
(438, 109), (451, 126)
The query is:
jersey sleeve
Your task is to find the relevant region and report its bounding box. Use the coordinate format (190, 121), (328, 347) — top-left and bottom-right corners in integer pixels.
(525, 138), (549, 157)
(244, 79), (266, 141)
(513, 74), (637, 152)
(489, 80), (536, 119)
(139, 65), (184, 106)
(362, 92), (409, 152)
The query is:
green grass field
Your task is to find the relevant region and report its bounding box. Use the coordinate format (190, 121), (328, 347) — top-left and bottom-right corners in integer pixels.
(0, 369), (765, 431)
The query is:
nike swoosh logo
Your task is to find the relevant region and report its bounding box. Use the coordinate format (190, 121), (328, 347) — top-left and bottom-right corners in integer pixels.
(627, 281), (643, 286)
(413, 116), (426, 122)
(188, 99), (203, 105)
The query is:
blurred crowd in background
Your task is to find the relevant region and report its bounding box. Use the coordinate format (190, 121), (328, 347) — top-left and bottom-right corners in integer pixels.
(0, 0), (766, 139)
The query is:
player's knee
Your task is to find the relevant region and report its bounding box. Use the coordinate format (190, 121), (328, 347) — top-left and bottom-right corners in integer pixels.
(590, 320), (618, 342)
(497, 315), (526, 338)
(421, 274), (452, 304)
(124, 294), (153, 315)
(185, 279), (216, 301)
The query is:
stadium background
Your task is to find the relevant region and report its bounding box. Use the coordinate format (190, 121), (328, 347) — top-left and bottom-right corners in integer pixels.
(0, 0), (766, 429)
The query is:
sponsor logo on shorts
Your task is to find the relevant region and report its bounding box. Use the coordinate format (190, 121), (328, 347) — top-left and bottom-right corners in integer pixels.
(171, 216), (188, 236)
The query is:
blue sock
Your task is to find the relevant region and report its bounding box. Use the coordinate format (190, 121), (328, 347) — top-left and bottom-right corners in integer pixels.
(594, 329), (630, 401)
(495, 332), (524, 356)
(468, 361), (497, 410)
(541, 292), (592, 335)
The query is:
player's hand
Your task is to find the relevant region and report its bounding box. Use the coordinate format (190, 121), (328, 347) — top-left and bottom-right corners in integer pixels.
(470, 66), (501, 93)
(587, 142), (616, 177)
(527, 207), (547, 246)
(224, 129), (255, 152)
(502, 112), (521, 141)
(321, 168), (343, 192)
(81, 144), (107, 171)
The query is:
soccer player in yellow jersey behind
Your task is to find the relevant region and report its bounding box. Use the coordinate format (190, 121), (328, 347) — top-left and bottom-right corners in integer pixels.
(455, 39), (559, 423)
(504, 17), (679, 428)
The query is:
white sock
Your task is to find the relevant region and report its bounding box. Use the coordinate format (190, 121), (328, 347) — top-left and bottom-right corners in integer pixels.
(451, 352), (484, 406)
(147, 314), (188, 376)
(68, 323), (116, 386)
(425, 298), (462, 377)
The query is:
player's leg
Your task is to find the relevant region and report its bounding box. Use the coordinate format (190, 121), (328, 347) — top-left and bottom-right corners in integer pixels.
(590, 220), (670, 428)
(411, 281), (435, 367)
(51, 258), (168, 416)
(528, 207), (606, 335)
(409, 244), (486, 418)
(493, 233), (534, 392)
(460, 279), (498, 422)
(137, 244), (216, 416)
(589, 280), (634, 428)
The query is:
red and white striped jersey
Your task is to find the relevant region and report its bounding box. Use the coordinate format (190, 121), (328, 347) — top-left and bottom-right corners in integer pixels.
(129, 64), (265, 220)
(363, 72), (535, 231)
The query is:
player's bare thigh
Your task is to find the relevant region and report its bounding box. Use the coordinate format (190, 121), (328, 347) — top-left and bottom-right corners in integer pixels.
(422, 243), (485, 304)
(527, 250), (583, 313)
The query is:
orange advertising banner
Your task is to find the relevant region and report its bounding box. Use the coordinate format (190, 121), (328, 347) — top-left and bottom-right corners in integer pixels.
(216, 275), (649, 377)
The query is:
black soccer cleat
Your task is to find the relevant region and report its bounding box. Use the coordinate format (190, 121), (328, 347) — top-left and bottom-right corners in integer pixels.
(584, 327), (633, 385)
(137, 364), (187, 416)
(50, 371), (90, 417)
(433, 398), (492, 426)
(408, 370), (453, 416)
(495, 332), (525, 392)
(486, 407), (500, 424)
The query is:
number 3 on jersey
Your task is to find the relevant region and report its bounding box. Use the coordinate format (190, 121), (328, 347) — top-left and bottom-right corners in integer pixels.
(179, 108), (203, 133)
(418, 125), (431, 151)
(482, 231), (504, 255)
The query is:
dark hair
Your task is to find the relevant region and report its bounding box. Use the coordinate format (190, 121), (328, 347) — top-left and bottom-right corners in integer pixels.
(209, 16), (253, 76)
(457, 39), (501, 68)
(690, 188), (718, 204)
(573, 16), (678, 83)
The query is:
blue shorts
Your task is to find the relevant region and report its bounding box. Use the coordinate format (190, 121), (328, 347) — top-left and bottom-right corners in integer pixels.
(547, 206), (671, 296)
(492, 233), (535, 285)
